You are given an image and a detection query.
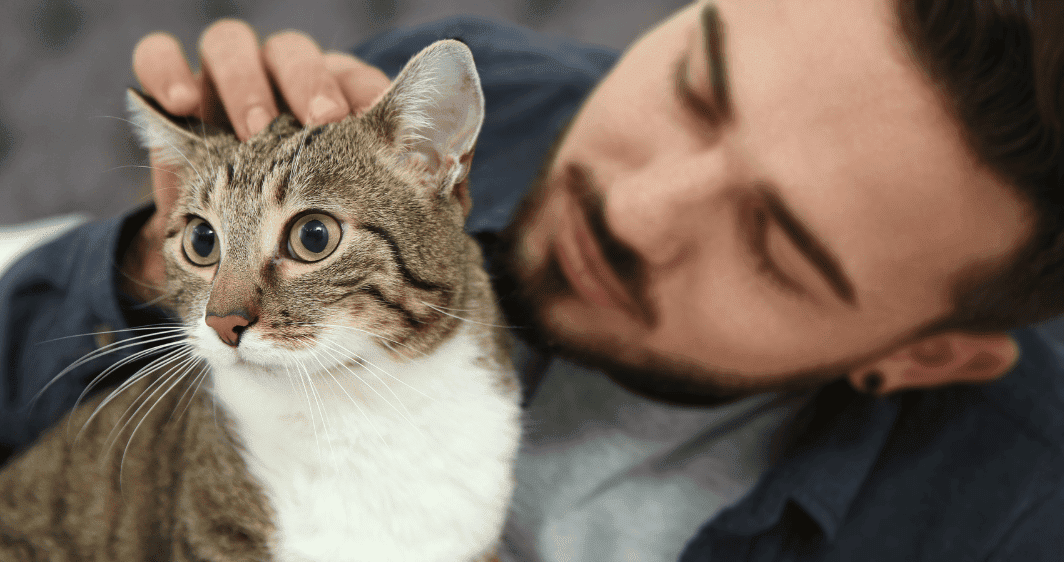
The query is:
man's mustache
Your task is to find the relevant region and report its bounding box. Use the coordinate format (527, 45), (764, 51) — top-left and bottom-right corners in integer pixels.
(563, 163), (656, 327)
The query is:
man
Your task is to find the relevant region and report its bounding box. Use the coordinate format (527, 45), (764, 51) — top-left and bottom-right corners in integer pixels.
(1, 0), (1062, 559)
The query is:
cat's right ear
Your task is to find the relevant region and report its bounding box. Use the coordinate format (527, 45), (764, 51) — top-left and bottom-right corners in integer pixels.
(126, 88), (205, 172)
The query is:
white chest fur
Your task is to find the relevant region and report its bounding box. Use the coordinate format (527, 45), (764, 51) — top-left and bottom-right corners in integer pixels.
(208, 325), (522, 562)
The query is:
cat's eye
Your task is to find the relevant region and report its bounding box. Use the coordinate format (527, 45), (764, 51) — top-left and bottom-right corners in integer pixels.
(288, 213), (342, 262)
(182, 217), (220, 267)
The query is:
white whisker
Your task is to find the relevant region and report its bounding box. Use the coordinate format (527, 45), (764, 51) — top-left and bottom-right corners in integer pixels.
(169, 357), (211, 423)
(114, 352), (201, 485)
(316, 340), (428, 442)
(318, 334), (436, 402)
(422, 302), (514, 329)
(74, 343), (193, 441)
(307, 322), (430, 359)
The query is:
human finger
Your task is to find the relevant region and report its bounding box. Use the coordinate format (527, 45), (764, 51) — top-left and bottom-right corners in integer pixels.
(323, 51), (391, 114)
(198, 19), (278, 140)
(263, 31), (350, 126)
(132, 32), (200, 116)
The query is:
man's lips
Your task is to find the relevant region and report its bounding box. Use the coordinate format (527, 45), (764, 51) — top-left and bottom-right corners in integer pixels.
(554, 188), (639, 315)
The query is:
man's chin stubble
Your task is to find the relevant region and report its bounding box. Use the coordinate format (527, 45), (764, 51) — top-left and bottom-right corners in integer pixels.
(494, 238), (833, 406)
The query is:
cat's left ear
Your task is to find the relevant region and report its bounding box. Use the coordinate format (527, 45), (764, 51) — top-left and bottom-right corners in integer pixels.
(365, 40), (484, 216)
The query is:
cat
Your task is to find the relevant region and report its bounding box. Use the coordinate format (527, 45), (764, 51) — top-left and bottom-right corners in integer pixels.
(0, 39), (521, 562)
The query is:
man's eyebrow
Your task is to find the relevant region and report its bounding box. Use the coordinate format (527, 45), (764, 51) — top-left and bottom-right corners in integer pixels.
(757, 184), (858, 306)
(701, 3), (732, 120)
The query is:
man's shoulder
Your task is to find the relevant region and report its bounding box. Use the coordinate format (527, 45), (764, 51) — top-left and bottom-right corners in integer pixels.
(981, 324), (1064, 450)
(352, 16), (617, 83)
(832, 325), (1064, 558)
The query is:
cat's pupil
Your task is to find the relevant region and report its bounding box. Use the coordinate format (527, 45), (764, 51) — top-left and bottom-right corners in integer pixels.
(191, 223), (216, 258)
(300, 220), (328, 254)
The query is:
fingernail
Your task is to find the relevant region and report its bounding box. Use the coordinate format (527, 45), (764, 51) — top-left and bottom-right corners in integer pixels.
(307, 94), (340, 123)
(167, 83), (197, 110)
(246, 106), (272, 136)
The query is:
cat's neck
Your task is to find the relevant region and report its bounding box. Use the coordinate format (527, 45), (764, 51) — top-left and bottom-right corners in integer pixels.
(209, 322), (501, 466)
(205, 322), (520, 560)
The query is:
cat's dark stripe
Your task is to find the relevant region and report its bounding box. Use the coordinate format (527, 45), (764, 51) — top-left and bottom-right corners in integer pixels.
(274, 143), (307, 204)
(0, 523), (37, 558)
(302, 126), (325, 148)
(106, 419), (129, 560)
(333, 275), (369, 288)
(261, 260), (279, 288)
(274, 169), (291, 204)
(144, 401), (174, 557)
(359, 284), (423, 328)
(49, 433), (76, 561)
(200, 171), (213, 208)
(360, 224), (448, 292)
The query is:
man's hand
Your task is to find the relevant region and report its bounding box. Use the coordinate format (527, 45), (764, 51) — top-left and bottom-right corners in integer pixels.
(120, 19), (391, 304)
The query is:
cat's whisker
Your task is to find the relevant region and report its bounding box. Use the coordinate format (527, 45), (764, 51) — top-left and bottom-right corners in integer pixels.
(168, 357), (211, 423)
(314, 340), (428, 442)
(422, 301), (516, 329)
(38, 323), (185, 346)
(109, 350), (198, 450)
(285, 347), (325, 464)
(316, 338), (426, 420)
(44, 334), (189, 426)
(78, 345), (194, 441)
(303, 322), (430, 360)
(74, 343), (194, 440)
(303, 346), (340, 452)
(130, 289), (178, 310)
(289, 339), (390, 448)
(315, 334), (436, 402)
(113, 352), (203, 486)
(69, 337), (192, 415)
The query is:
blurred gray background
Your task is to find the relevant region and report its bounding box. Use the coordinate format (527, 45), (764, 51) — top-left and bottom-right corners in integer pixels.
(0, 0), (687, 225)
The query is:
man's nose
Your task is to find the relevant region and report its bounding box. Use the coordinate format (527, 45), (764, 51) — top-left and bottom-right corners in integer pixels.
(205, 311), (256, 347)
(607, 153), (726, 266)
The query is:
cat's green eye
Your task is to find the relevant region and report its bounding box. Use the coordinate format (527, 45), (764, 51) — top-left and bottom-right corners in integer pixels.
(182, 217), (220, 267)
(288, 213), (342, 263)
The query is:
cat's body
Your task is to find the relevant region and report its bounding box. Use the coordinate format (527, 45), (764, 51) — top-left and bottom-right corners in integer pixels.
(0, 41), (521, 561)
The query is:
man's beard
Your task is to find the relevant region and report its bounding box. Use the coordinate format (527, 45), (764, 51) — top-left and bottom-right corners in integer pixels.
(489, 151), (850, 407)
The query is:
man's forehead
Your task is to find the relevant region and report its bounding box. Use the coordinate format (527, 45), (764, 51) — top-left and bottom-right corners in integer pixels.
(707, 0), (1031, 309)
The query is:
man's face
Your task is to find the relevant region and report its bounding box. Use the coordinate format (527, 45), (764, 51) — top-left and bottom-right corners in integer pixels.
(506, 0), (1032, 403)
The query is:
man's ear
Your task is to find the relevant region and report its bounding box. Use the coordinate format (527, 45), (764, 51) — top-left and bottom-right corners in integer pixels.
(847, 332), (1020, 395)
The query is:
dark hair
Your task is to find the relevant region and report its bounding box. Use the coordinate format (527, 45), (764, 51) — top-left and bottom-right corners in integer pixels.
(896, 0), (1064, 333)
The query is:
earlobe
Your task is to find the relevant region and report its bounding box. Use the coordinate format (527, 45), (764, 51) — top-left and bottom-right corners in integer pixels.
(848, 332), (1020, 395)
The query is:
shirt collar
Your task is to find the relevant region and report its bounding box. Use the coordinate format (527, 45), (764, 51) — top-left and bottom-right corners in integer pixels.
(709, 381), (901, 542)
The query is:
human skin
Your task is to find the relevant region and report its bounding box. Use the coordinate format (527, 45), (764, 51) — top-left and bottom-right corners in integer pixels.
(128, 0), (1029, 404)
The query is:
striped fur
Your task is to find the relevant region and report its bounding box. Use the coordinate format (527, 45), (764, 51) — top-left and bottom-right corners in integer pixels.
(0, 40), (520, 561)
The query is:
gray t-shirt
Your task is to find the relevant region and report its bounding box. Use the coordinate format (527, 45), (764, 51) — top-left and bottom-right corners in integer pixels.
(501, 359), (811, 562)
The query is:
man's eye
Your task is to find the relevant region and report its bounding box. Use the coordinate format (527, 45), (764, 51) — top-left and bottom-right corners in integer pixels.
(676, 56), (722, 124)
(747, 207), (803, 296)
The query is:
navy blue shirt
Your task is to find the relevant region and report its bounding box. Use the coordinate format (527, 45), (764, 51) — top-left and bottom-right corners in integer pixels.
(1, 17), (1062, 561)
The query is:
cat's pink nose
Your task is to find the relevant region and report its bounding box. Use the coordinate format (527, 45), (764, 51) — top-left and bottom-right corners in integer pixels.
(205, 312), (255, 347)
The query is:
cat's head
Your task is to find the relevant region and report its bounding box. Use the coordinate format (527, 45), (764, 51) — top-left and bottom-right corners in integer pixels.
(127, 40), (486, 375)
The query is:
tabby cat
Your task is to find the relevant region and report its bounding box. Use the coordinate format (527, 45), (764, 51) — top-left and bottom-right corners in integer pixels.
(0, 40), (521, 562)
